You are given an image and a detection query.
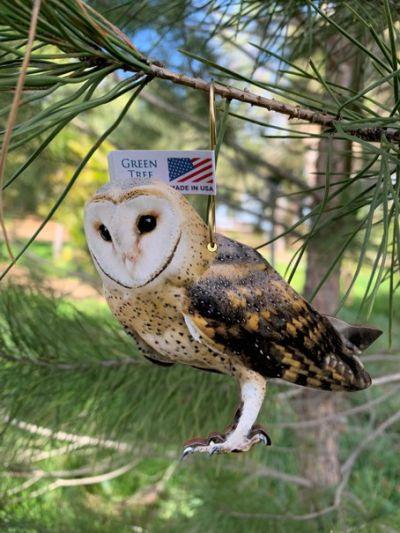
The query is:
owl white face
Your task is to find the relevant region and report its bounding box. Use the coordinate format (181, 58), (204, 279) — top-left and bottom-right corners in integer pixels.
(84, 190), (182, 289)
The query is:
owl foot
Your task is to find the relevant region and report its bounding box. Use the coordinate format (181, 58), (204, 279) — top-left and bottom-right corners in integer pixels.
(181, 425), (270, 459)
(181, 373), (269, 459)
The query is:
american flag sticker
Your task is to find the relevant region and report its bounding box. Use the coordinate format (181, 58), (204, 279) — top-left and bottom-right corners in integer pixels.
(107, 150), (216, 196)
(168, 157), (213, 184)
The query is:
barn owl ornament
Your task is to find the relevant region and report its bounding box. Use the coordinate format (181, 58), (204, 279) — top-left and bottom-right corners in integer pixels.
(84, 178), (382, 457)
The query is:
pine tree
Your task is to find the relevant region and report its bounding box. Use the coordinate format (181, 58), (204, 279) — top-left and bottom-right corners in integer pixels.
(0, 1), (399, 529)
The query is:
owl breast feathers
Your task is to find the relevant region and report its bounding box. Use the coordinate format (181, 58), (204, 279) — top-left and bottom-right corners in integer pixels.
(184, 234), (380, 392)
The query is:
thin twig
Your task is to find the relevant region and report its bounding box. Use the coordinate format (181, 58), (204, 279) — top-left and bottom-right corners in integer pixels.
(273, 386), (399, 428)
(17, 442), (87, 463)
(372, 372), (400, 386)
(361, 354), (400, 363)
(126, 461), (178, 506)
(12, 459), (139, 501)
(3, 416), (133, 452)
(227, 463), (314, 488)
(340, 408), (400, 475)
(6, 473), (44, 497)
(0, 0), (42, 259)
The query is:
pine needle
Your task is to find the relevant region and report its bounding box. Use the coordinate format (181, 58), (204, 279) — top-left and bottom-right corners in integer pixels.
(0, 0), (42, 261)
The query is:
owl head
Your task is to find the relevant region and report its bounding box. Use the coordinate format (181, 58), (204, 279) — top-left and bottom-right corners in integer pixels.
(84, 179), (211, 290)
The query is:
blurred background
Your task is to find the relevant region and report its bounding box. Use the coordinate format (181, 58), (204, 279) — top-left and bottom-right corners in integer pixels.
(0, 1), (399, 531)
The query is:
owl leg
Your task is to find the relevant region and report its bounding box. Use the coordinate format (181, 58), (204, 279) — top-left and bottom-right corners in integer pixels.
(182, 371), (270, 457)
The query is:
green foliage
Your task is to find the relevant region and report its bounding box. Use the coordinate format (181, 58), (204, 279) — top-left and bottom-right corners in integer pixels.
(0, 285), (235, 451)
(0, 285), (398, 531)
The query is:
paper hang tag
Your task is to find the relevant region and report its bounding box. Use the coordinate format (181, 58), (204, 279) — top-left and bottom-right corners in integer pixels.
(107, 150), (216, 196)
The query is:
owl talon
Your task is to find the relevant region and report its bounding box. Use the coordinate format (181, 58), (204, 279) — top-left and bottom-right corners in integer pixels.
(181, 446), (194, 460)
(181, 436), (210, 460)
(180, 428), (269, 456)
(181, 433), (227, 458)
(209, 442), (221, 455)
(248, 425), (271, 446)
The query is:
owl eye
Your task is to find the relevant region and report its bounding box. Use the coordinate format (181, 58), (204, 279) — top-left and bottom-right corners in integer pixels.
(98, 224), (112, 242)
(137, 214), (157, 234)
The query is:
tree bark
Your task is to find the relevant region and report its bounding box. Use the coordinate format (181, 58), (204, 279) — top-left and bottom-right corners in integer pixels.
(295, 35), (362, 488)
(296, 136), (350, 488)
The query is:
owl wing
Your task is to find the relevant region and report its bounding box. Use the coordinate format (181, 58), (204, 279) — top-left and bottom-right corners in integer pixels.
(184, 235), (376, 391)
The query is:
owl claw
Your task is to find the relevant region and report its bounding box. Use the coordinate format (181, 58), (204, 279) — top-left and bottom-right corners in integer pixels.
(209, 443), (223, 455)
(180, 446), (194, 461)
(181, 433), (224, 460)
(181, 436), (208, 460)
(180, 442), (217, 459)
(248, 425), (271, 446)
(180, 425), (271, 457)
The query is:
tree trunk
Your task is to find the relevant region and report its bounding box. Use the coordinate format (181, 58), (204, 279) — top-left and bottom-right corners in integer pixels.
(299, 134), (352, 487)
(295, 35), (362, 488)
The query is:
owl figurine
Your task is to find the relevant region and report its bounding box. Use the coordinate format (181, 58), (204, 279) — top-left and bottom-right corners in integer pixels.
(84, 179), (381, 457)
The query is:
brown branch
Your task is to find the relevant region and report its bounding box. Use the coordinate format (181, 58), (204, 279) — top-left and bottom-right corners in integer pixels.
(227, 463), (314, 488)
(13, 459), (139, 501)
(144, 64), (400, 142)
(372, 372), (400, 386)
(360, 354), (400, 363)
(92, 4), (399, 143)
(17, 442), (89, 463)
(3, 416), (133, 452)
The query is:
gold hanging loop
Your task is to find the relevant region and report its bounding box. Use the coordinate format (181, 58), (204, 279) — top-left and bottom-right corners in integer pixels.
(207, 81), (218, 252)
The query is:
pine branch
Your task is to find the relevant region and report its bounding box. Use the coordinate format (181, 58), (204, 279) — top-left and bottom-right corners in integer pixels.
(9, 459), (140, 502)
(1, 0), (399, 143)
(227, 462), (314, 488)
(4, 416), (133, 452)
(142, 64), (400, 142)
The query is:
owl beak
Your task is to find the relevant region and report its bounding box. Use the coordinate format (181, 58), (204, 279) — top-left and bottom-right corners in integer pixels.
(123, 252), (138, 265)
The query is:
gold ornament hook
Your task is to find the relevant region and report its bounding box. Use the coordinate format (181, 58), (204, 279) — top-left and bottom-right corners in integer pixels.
(207, 81), (218, 253)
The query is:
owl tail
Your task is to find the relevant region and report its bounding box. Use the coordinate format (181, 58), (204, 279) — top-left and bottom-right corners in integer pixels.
(326, 316), (382, 352)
